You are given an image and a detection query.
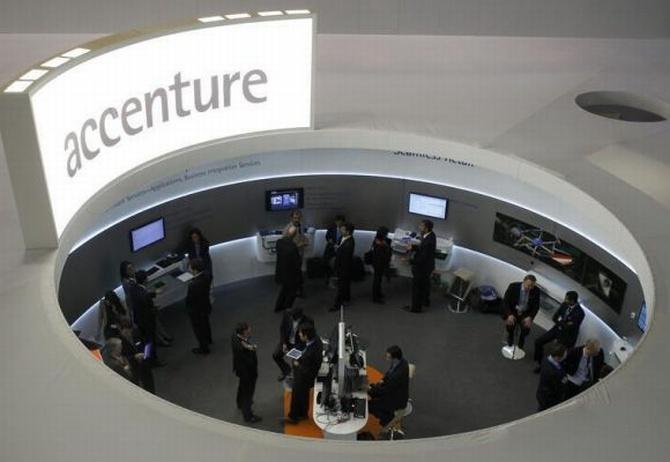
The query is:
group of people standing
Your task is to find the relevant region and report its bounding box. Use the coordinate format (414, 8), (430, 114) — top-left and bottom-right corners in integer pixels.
(274, 212), (438, 316)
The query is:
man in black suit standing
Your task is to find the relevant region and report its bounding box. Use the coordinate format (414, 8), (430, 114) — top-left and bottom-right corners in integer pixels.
(231, 322), (261, 423)
(368, 345), (410, 426)
(331, 222), (355, 312)
(286, 324), (323, 424)
(272, 307), (313, 382)
(536, 342), (567, 411)
(274, 225), (302, 312)
(533, 291), (585, 371)
(186, 258), (213, 355)
(502, 274), (540, 350)
(323, 214), (346, 261)
(562, 338), (604, 399)
(403, 220), (436, 313)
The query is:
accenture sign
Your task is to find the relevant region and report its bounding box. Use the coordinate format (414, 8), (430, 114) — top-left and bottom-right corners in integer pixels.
(29, 17), (313, 236)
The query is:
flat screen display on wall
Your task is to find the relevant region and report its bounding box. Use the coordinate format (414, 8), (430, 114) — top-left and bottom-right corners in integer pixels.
(130, 218), (165, 252)
(409, 193), (448, 219)
(493, 212), (626, 313)
(266, 188), (304, 212)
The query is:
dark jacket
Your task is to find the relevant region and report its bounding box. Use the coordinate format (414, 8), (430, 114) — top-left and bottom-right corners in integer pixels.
(372, 237), (392, 271)
(186, 271), (212, 315)
(275, 236), (302, 285)
(133, 284), (157, 336)
(503, 282), (541, 319)
(411, 232), (436, 275)
(536, 357), (566, 410)
(185, 240), (212, 272)
(562, 346), (604, 382)
(293, 338), (323, 388)
(323, 224), (341, 260)
(369, 358), (410, 413)
(552, 302), (585, 346)
(279, 312), (314, 348)
(335, 236), (355, 279)
(231, 334), (258, 379)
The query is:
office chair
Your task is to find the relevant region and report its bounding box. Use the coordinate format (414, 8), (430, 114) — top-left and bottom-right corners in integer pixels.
(381, 363), (416, 440)
(447, 268), (475, 314)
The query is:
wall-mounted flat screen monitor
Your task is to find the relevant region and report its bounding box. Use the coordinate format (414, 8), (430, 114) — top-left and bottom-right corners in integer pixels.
(130, 218), (165, 252)
(265, 188), (304, 212)
(638, 301), (648, 332)
(409, 192), (448, 219)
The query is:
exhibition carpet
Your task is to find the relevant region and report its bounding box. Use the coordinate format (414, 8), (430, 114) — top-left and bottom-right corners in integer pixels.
(154, 275), (541, 439)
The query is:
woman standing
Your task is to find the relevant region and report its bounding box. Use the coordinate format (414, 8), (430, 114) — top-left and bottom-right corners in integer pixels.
(372, 226), (392, 304)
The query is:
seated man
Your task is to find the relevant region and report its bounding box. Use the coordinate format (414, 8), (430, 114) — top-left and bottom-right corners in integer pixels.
(536, 342), (567, 411)
(533, 290), (585, 372)
(368, 345), (409, 427)
(503, 274), (540, 350)
(562, 338), (604, 399)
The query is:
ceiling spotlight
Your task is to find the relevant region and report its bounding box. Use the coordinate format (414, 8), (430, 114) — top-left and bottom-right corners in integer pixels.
(198, 16), (225, 23)
(41, 56), (71, 68)
(62, 47), (90, 58)
(258, 11), (284, 17)
(4, 80), (33, 93)
(285, 9), (310, 15)
(19, 69), (49, 81)
(225, 13), (251, 19)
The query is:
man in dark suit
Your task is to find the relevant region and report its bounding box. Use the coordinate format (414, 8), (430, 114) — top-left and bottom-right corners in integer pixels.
(272, 307), (314, 381)
(536, 342), (567, 411)
(533, 291), (585, 371)
(562, 339), (604, 400)
(274, 225), (302, 312)
(286, 324), (323, 423)
(132, 270), (165, 366)
(502, 274), (540, 350)
(403, 220), (436, 313)
(186, 258), (213, 355)
(368, 345), (410, 426)
(331, 222), (355, 312)
(231, 322), (261, 423)
(323, 214), (346, 261)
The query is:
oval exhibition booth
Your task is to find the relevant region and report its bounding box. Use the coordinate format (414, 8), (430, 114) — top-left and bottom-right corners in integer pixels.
(0, 10), (667, 462)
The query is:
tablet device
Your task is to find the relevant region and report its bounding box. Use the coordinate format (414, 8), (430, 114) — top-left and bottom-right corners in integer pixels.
(286, 348), (303, 360)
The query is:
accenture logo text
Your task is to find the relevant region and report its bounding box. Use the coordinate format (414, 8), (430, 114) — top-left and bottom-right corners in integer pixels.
(64, 69), (268, 177)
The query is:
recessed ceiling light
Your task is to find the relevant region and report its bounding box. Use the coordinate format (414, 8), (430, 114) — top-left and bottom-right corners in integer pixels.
(285, 9), (310, 15)
(19, 69), (49, 81)
(198, 16), (225, 23)
(62, 47), (90, 58)
(258, 11), (284, 17)
(41, 56), (70, 68)
(4, 80), (33, 93)
(225, 13), (251, 19)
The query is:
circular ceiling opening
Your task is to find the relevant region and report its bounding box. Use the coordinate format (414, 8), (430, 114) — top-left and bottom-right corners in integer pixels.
(575, 91), (668, 122)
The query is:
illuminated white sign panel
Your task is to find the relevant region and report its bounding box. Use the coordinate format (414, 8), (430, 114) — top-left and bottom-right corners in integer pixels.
(30, 18), (313, 235)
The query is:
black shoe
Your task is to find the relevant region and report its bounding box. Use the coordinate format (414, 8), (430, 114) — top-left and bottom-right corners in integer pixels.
(283, 417), (300, 425)
(192, 347), (210, 355)
(277, 374), (287, 382)
(402, 305), (420, 313)
(373, 298), (385, 304)
(158, 340), (172, 347)
(151, 359), (166, 368)
(533, 366), (541, 374)
(245, 415), (262, 423)
(328, 306), (339, 312)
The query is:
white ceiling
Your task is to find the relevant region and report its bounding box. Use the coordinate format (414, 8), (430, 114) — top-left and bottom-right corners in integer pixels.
(0, 0), (669, 37)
